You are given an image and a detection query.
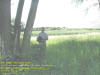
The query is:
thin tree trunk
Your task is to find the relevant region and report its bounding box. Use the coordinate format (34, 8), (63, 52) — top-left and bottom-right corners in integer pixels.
(13, 0), (25, 55)
(22, 0), (39, 53)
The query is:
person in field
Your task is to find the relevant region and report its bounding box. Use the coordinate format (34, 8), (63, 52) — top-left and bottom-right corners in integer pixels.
(37, 27), (48, 63)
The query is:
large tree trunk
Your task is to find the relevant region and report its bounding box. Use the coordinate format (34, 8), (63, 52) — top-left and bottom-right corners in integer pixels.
(13, 0), (25, 55)
(0, 0), (11, 56)
(22, 0), (39, 54)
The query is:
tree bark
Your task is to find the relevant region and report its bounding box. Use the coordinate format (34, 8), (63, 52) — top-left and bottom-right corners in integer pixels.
(0, 0), (11, 56)
(13, 0), (25, 55)
(22, 0), (39, 53)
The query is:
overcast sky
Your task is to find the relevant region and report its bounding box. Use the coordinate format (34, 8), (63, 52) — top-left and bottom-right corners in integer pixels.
(11, 0), (100, 28)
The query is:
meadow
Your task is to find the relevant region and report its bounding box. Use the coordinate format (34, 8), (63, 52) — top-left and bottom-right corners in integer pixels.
(17, 33), (100, 75)
(21, 28), (100, 36)
(1, 29), (100, 75)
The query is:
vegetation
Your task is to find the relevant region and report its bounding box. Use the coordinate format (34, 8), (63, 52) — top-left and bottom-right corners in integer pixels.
(14, 33), (100, 75)
(0, 0), (39, 57)
(72, 0), (84, 5)
(0, 0), (100, 75)
(29, 28), (100, 36)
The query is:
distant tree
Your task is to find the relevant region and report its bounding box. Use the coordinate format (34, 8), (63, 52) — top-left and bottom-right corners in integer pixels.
(72, 0), (100, 7)
(72, 0), (100, 15)
(71, 0), (84, 6)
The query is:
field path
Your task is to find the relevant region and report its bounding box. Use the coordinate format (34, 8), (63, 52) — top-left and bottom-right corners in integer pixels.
(31, 32), (100, 40)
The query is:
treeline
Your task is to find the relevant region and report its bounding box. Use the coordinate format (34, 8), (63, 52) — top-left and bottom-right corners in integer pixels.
(32, 27), (100, 31)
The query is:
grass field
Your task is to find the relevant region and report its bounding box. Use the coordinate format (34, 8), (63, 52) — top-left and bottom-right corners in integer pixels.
(17, 33), (100, 75)
(21, 28), (100, 36)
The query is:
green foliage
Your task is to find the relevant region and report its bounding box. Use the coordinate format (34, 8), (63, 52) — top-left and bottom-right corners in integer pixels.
(45, 34), (100, 75)
(71, 0), (84, 6)
(1, 33), (100, 75)
(19, 33), (100, 75)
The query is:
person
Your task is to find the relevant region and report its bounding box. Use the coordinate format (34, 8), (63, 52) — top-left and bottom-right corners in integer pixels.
(37, 27), (48, 63)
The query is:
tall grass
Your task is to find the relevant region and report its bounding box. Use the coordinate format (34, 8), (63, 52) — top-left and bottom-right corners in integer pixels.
(19, 34), (100, 75)
(45, 34), (100, 75)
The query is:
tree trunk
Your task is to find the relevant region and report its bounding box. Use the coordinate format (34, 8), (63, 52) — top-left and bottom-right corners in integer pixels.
(0, 0), (11, 56)
(22, 0), (39, 54)
(13, 0), (25, 55)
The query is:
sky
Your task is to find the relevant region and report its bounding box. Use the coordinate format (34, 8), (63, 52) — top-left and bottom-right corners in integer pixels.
(11, 0), (100, 28)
